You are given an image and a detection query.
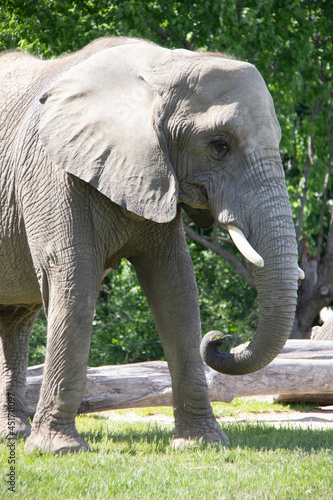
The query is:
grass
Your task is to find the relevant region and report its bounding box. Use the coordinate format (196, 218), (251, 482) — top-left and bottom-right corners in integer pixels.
(110, 399), (318, 418)
(1, 400), (332, 499)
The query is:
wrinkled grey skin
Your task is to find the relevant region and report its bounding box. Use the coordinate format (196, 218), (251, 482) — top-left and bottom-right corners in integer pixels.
(0, 37), (298, 454)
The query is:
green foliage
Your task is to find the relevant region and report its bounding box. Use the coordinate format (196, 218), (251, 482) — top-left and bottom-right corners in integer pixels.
(90, 260), (163, 366)
(28, 310), (47, 366)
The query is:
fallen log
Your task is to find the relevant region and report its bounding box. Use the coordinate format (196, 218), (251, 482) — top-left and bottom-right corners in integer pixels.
(232, 340), (333, 405)
(311, 316), (333, 340)
(25, 340), (333, 417)
(279, 319), (333, 404)
(26, 361), (173, 417)
(231, 339), (333, 359)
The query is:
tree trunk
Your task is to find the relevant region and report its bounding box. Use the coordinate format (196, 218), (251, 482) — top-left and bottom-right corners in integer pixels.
(290, 234), (333, 339)
(25, 340), (333, 416)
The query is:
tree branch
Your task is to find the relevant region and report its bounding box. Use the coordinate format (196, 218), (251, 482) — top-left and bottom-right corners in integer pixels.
(324, 209), (333, 288)
(236, 0), (244, 26)
(316, 98), (333, 261)
(148, 25), (195, 51)
(184, 224), (256, 287)
(296, 137), (312, 244)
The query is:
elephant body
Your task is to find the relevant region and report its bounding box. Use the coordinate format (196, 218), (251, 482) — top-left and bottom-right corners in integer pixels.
(0, 37), (298, 453)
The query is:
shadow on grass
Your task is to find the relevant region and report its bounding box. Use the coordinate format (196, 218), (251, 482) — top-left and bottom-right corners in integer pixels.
(78, 414), (333, 453)
(78, 414), (172, 446)
(225, 422), (333, 452)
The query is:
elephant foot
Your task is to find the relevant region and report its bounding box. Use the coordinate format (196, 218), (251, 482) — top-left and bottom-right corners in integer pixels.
(24, 425), (90, 455)
(0, 411), (31, 439)
(172, 412), (230, 448)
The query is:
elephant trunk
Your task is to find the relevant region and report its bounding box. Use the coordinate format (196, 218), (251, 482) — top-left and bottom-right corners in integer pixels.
(201, 153), (299, 375)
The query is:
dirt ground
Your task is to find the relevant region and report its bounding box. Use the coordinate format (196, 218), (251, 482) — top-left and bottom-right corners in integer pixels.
(219, 406), (333, 429)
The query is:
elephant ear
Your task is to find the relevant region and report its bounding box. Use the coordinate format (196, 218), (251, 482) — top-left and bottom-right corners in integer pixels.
(39, 46), (178, 223)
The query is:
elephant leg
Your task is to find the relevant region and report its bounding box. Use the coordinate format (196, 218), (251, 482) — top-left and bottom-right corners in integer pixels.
(132, 221), (229, 446)
(0, 304), (40, 439)
(24, 262), (102, 455)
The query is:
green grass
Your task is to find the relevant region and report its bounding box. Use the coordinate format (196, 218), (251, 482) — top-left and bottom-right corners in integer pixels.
(111, 399), (317, 418)
(1, 400), (332, 499)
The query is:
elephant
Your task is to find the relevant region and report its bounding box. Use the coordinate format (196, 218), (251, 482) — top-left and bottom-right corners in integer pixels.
(0, 36), (300, 454)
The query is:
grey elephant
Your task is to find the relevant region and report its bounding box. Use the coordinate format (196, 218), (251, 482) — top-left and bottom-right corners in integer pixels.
(0, 37), (300, 454)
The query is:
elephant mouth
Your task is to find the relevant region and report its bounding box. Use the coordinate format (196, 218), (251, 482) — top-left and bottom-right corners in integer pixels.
(180, 203), (215, 229)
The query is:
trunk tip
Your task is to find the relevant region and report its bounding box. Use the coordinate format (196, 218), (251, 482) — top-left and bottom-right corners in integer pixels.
(200, 330), (230, 362)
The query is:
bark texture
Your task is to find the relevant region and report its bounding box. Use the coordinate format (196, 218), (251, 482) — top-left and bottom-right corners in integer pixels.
(290, 235), (333, 339)
(25, 340), (333, 416)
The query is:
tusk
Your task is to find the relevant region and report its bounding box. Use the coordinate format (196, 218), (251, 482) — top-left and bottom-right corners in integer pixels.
(227, 224), (264, 268)
(298, 267), (305, 280)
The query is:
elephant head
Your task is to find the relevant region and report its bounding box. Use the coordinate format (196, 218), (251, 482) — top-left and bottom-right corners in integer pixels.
(39, 40), (299, 376)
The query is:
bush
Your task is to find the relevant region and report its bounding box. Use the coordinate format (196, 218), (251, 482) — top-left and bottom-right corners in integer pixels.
(89, 260), (163, 366)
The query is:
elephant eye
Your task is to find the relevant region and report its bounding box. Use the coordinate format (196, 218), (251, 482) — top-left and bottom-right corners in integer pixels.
(210, 137), (230, 159)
